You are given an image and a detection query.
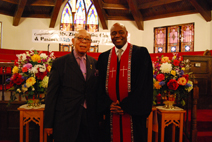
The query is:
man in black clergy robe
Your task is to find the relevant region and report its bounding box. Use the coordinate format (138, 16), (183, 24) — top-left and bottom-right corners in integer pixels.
(44, 30), (98, 142)
(97, 23), (153, 142)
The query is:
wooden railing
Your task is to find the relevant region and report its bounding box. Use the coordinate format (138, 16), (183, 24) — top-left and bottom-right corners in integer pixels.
(184, 80), (199, 142)
(0, 62), (14, 101)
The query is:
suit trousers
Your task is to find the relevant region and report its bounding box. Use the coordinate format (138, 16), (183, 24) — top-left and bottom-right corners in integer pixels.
(75, 107), (92, 142)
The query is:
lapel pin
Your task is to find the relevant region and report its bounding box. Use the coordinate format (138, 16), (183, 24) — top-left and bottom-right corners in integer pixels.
(90, 64), (92, 69)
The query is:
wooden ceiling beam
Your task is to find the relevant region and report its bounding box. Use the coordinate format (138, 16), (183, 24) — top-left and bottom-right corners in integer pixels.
(22, 13), (51, 18)
(92, 0), (108, 30)
(1, 0), (18, 4)
(102, 2), (128, 10)
(107, 15), (134, 20)
(13, 0), (28, 26)
(138, 0), (182, 9)
(2, 0), (57, 6)
(0, 9), (14, 16)
(144, 10), (197, 21)
(49, 0), (63, 28)
(188, 0), (211, 21)
(27, 0), (55, 7)
(126, 0), (143, 30)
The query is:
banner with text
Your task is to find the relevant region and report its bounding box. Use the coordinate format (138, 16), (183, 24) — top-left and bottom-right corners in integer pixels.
(32, 30), (130, 46)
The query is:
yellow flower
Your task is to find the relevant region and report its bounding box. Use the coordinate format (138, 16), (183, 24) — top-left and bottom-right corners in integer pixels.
(153, 78), (156, 83)
(26, 77), (36, 87)
(186, 80), (193, 92)
(41, 76), (49, 88)
(154, 81), (161, 89)
(31, 54), (41, 62)
(12, 66), (19, 74)
(47, 65), (51, 72)
(181, 67), (185, 71)
(161, 56), (169, 63)
(171, 70), (176, 76)
(177, 77), (187, 86)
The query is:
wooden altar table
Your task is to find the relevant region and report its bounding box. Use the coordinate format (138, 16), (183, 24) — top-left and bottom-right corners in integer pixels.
(157, 106), (186, 142)
(18, 104), (45, 142)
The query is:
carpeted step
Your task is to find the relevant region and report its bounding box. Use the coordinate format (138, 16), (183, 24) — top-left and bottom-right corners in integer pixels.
(198, 131), (212, 136)
(197, 136), (212, 142)
(186, 109), (212, 142)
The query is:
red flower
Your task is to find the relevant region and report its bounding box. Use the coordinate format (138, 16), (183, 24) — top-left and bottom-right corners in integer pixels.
(182, 74), (189, 81)
(14, 59), (19, 66)
(173, 60), (180, 66)
(8, 81), (14, 88)
(156, 73), (165, 82)
(22, 67), (28, 73)
(36, 70), (47, 80)
(12, 73), (24, 85)
(167, 79), (179, 90)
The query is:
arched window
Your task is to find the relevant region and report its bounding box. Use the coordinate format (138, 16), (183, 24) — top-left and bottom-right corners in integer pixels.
(60, 0), (99, 52)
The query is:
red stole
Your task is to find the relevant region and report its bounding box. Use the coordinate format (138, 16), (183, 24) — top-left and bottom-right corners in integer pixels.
(106, 43), (134, 142)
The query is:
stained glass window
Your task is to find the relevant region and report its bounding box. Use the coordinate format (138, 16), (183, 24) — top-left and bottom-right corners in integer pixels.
(167, 26), (180, 52)
(60, 0), (99, 52)
(85, 0), (92, 12)
(181, 23), (194, 52)
(61, 4), (73, 24)
(74, 0), (86, 30)
(87, 5), (98, 32)
(154, 27), (166, 53)
(154, 23), (194, 53)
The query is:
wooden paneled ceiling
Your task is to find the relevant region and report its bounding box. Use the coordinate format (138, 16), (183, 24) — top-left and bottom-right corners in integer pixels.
(0, 0), (211, 30)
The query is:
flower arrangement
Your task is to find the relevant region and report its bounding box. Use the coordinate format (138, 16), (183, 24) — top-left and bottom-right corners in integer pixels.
(153, 53), (193, 106)
(6, 50), (55, 105)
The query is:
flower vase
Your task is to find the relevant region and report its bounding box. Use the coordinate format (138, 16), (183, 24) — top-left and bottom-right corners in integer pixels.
(27, 99), (41, 107)
(162, 92), (176, 109)
(26, 95), (41, 107)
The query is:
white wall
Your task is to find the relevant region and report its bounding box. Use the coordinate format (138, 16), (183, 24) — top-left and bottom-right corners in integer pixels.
(98, 14), (212, 53)
(0, 7), (211, 53)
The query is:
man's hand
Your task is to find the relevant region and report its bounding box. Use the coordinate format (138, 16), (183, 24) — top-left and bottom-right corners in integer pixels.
(44, 128), (53, 136)
(110, 100), (124, 115)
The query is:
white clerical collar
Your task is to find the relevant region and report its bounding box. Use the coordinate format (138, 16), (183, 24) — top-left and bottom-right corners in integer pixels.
(115, 42), (128, 56)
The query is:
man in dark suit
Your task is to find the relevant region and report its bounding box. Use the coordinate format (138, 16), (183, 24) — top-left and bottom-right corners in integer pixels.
(44, 30), (98, 142)
(97, 23), (153, 142)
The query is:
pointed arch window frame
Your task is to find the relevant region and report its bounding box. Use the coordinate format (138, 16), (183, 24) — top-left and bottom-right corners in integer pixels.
(59, 0), (99, 52)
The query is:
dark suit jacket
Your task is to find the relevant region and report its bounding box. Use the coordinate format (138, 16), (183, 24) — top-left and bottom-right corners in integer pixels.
(97, 45), (153, 142)
(44, 52), (98, 142)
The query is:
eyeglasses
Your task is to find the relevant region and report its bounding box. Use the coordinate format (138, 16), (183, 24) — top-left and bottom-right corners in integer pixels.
(75, 37), (92, 42)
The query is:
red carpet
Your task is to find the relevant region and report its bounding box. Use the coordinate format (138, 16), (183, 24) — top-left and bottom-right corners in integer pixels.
(187, 109), (212, 142)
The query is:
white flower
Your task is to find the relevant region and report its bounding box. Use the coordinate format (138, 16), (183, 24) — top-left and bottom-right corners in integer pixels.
(160, 62), (172, 73)
(29, 66), (39, 74)
(32, 86), (35, 91)
(17, 53), (27, 61)
(40, 53), (48, 59)
(21, 84), (28, 93)
(17, 88), (21, 93)
(41, 76), (49, 88)
(37, 64), (46, 72)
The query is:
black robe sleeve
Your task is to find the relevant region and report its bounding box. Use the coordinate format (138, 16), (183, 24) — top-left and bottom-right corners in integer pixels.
(96, 50), (113, 113)
(120, 46), (153, 117)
